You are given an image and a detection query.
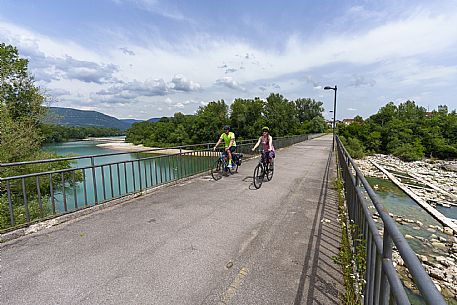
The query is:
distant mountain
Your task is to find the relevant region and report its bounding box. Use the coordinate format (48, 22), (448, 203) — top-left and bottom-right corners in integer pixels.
(119, 119), (144, 126)
(119, 118), (161, 125)
(46, 107), (131, 130)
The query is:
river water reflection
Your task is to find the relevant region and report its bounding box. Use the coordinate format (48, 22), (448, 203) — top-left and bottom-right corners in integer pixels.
(43, 140), (212, 213)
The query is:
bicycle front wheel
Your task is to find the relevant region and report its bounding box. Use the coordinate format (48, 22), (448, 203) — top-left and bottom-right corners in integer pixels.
(211, 159), (224, 181)
(266, 162), (274, 181)
(253, 163), (264, 189)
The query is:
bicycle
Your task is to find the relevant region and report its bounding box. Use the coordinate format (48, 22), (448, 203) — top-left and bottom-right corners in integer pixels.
(253, 150), (274, 189)
(211, 151), (243, 181)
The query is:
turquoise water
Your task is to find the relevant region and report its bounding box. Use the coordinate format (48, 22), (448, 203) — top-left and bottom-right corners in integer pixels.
(436, 204), (457, 220)
(365, 177), (457, 304)
(365, 177), (452, 255)
(41, 140), (212, 213)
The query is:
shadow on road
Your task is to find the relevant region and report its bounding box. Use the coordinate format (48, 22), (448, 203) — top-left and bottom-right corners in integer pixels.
(294, 150), (343, 305)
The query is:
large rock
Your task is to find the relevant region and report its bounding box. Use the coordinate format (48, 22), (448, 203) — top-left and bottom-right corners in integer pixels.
(431, 242), (448, 251)
(436, 256), (451, 267)
(428, 268), (446, 280)
(418, 255), (428, 263)
(443, 227), (454, 236)
(441, 164), (457, 172)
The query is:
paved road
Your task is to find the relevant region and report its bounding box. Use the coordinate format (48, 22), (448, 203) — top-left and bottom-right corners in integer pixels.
(1, 134), (343, 305)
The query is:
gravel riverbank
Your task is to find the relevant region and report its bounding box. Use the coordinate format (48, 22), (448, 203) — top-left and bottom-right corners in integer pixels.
(355, 155), (457, 300)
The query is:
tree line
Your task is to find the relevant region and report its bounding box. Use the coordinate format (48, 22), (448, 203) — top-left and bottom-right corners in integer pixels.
(338, 101), (457, 161)
(41, 124), (123, 143)
(126, 94), (327, 147)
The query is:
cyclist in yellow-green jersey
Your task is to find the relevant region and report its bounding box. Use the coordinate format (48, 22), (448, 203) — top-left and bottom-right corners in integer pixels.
(213, 125), (237, 168)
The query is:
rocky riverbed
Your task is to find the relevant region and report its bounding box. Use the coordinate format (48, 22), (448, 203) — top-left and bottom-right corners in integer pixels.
(356, 155), (457, 210)
(355, 155), (457, 300)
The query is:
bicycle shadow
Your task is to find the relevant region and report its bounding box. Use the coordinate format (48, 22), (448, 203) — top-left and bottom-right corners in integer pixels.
(242, 176), (273, 190)
(241, 176), (255, 190)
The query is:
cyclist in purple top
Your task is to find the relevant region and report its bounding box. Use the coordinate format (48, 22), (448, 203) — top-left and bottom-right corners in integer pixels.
(252, 126), (275, 163)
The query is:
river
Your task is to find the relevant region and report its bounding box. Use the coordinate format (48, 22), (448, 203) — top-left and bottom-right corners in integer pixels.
(42, 140), (211, 213)
(366, 177), (457, 304)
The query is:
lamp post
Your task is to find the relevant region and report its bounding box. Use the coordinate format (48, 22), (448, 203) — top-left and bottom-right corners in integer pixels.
(324, 85), (337, 150)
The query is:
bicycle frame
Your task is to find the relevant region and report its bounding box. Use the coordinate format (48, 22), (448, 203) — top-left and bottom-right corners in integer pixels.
(219, 152), (229, 167)
(259, 150), (273, 166)
(253, 150), (274, 189)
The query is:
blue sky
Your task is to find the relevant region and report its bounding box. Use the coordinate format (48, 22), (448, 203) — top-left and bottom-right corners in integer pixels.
(1, 0), (457, 120)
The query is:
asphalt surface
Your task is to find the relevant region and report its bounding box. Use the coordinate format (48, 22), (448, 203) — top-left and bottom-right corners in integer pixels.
(1, 134), (343, 305)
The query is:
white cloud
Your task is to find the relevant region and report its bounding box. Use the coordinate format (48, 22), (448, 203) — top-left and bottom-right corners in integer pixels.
(169, 74), (201, 92)
(45, 88), (71, 97)
(2, 5), (457, 119)
(348, 75), (376, 87)
(215, 77), (244, 91)
(97, 79), (169, 100)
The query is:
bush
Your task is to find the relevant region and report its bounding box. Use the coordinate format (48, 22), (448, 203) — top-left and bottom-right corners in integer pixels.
(392, 140), (425, 161)
(0, 193), (52, 231)
(346, 137), (365, 159)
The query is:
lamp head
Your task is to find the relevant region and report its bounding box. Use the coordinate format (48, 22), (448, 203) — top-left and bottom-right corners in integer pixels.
(324, 86), (335, 90)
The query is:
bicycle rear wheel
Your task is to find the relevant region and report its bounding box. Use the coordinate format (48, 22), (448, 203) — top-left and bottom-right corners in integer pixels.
(253, 163), (264, 189)
(266, 162), (274, 181)
(211, 159), (224, 180)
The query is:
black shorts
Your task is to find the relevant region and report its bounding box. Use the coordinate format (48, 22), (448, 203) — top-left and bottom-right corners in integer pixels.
(225, 146), (236, 153)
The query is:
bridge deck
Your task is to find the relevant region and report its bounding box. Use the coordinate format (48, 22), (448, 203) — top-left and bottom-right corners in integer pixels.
(1, 134), (343, 305)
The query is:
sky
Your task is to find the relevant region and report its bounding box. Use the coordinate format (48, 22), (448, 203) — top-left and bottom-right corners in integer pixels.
(1, 0), (457, 120)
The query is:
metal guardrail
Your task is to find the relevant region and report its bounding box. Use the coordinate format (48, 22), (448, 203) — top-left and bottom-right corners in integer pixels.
(0, 134), (314, 232)
(336, 136), (447, 305)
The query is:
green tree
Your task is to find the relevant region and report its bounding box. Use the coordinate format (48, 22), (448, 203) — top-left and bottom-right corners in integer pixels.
(1, 43), (75, 230)
(338, 100), (456, 160)
(192, 100), (228, 143)
(230, 97), (265, 139)
(263, 93), (298, 136)
(0, 43), (47, 164)
(294, 98), (324, 123)
(392, 139), (425, 161)
(309, 116), (326, 133)
(340, 136), (365, 159)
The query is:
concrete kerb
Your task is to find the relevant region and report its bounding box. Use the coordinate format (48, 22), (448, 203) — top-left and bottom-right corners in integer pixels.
(0, 139), (308, 244)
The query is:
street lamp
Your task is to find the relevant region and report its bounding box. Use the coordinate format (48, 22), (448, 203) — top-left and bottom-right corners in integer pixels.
(324, 85), (337, 150)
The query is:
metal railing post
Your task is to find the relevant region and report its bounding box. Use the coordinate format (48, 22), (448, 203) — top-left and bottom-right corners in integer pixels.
(91, 157), (98, 204)
(179, 148), (183, 179)
(379, 232), (392, 305)
(7, 180), (15, 226)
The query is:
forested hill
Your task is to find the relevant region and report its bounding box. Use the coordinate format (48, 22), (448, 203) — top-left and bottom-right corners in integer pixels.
(46, 107), (131, 130)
